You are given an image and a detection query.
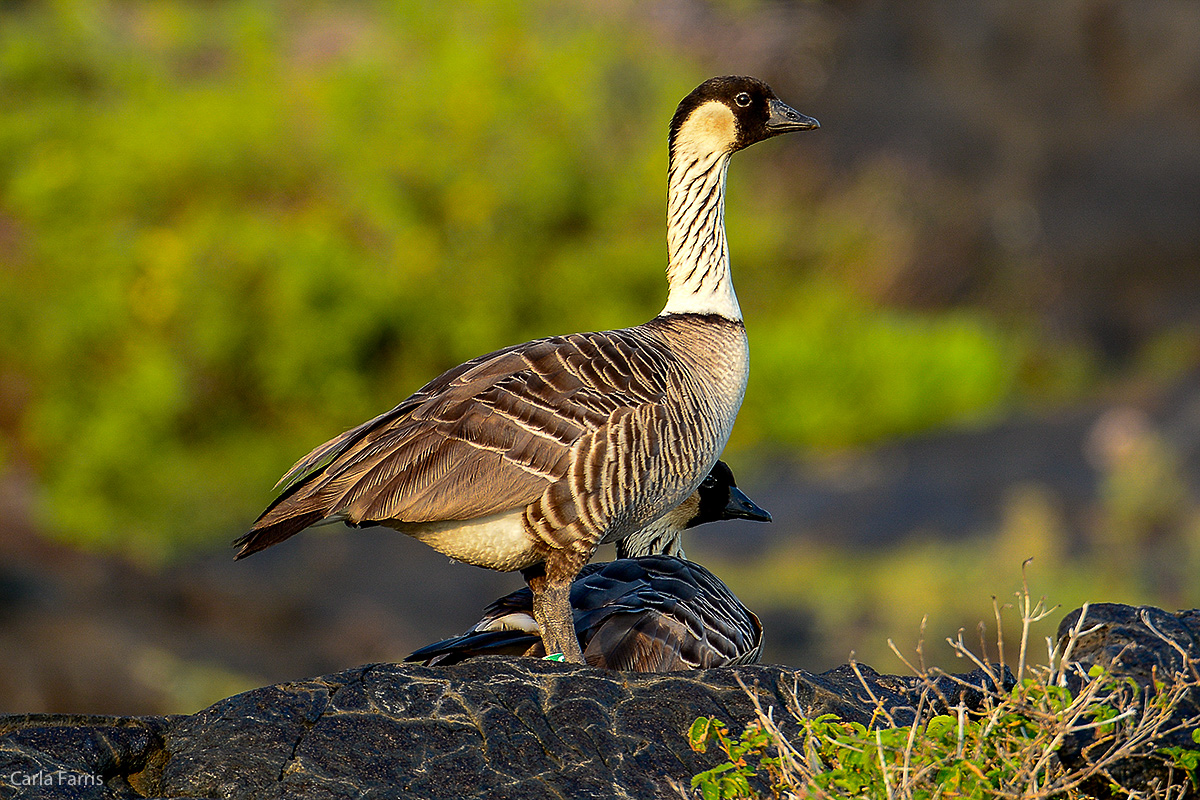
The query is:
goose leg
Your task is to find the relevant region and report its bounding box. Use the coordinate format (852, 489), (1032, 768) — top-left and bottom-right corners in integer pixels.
(525, 564), (584, 664)
(534, 580), (582, 663)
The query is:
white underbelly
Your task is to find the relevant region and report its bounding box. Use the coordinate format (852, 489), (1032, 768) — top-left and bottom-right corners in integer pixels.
(390, 509), (541, 572)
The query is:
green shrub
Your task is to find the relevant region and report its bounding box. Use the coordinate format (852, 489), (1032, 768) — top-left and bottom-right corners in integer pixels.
(687, 591), (1200, 799)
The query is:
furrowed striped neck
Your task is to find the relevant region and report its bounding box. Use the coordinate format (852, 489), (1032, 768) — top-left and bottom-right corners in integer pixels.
(661, 148), (740, 320)
(616, 525), (685, 560)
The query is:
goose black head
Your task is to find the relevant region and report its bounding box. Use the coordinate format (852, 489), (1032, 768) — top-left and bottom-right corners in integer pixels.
(669, 76), (818, 160)
(689, 460), (772, 528)
(615, 460), (770, 559)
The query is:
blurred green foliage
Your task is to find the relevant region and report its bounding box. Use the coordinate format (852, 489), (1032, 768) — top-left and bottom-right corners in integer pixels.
(0, 0), (1019, 560)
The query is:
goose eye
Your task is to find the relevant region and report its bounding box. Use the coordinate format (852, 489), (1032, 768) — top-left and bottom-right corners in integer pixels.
(734, 92), (751, 108)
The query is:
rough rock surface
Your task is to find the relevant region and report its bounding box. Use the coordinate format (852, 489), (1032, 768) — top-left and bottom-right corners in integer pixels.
(1059, 603), (1200, 689)
(1058, 602), (1200, 748)
(0, 659), (1004, 800)
(1056, 603), (1200, 792)
(1, 603), (1195, 799)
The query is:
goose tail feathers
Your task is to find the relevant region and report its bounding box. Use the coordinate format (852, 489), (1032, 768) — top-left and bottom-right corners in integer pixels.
(233, 510), (328, 560)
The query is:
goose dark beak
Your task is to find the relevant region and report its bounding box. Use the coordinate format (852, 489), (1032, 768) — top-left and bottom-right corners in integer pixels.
(723, 486), (772, 523)
(766, 99), (819, 135)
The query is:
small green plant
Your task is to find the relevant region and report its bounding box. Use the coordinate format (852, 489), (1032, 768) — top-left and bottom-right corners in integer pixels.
(688, 717), (783, 800)
(1161, 728), (1200, 793)
(686, 574), (1200, 799)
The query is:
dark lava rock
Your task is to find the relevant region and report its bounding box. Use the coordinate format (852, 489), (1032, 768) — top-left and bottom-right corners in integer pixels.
(0, 659), (1005, 800)
(1056, 603), (1200, 794)
(2, 603), (1194, 799)
(1058, 603), (1200, 690)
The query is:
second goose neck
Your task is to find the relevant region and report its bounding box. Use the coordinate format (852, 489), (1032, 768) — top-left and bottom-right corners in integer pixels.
(661, 149), (740, 321)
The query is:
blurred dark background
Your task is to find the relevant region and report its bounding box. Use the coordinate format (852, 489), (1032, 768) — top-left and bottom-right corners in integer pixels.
(2, 0), (1199, 714)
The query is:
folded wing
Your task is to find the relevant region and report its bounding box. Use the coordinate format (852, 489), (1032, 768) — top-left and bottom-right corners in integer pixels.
(237, 330), (672, 557)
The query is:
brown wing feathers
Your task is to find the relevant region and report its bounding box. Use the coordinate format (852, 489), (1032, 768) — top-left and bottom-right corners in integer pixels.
(236, 328), (677, 559)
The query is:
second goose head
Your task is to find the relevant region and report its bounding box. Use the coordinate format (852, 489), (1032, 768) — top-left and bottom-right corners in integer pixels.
(616, 459), (771, 559)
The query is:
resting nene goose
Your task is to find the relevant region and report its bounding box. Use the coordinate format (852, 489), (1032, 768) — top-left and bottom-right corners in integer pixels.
(407, 461), (770, 671)
(234, 76), (818, 663)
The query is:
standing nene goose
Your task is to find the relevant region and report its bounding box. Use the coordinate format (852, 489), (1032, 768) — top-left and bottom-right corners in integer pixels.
(406, 461), (772, 671)
(234, 76), (818, 664)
